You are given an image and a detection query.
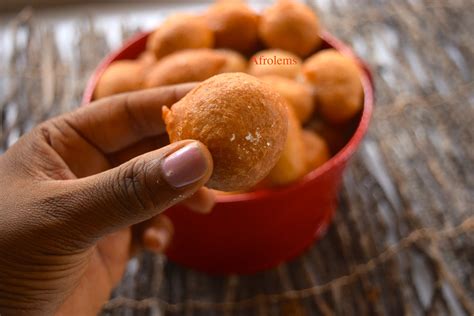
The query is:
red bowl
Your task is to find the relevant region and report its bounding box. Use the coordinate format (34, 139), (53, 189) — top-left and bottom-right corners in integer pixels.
(83, 31), (374, 275)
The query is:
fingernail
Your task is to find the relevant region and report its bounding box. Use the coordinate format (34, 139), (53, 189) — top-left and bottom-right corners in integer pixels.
(161, 142), (209, 188)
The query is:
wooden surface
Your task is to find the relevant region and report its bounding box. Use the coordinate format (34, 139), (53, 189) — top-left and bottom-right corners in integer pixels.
(0, 1), (473, 315)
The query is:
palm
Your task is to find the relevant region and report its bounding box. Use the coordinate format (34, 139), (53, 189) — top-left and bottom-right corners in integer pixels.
(56, 229), (132, 316)
(0, 85), (213, 316)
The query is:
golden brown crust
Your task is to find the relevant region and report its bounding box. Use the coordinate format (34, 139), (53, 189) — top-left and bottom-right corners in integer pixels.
(302, 130), (330, 172)
(260, 75), (315, 123)
(266, 106), (307, 186)
(94, 60), (145, 100)
(214, 0), (245, 3)
(205, 2), (259, 53)
(147, 14), (214, 59)
(215, 49), (248, 73)
(259, 0), (321, 57)
(248, 49), (302, 79)
(163, 73), (288, 191)
(303, 49), (363, 124)
(144, 49), (227, 88)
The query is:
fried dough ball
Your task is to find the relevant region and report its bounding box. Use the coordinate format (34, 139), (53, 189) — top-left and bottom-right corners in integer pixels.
(147, 14), (214, 59)
(302, 130), (330, 171)
(305, 118), (353, 154)
(266, 106), (307, 186)
(94, 60), (145, 100)
(162, 73), (288, 191)
(216, 49), (248, 73)
(144, 49), (226, 88)
(205, 2), (259, 53)
(215, 0), (245, 3)
(303, 49), (363, 124)
(249, 178), (271, 191)
(248, 49), (302, 79)
(260, 75), (314, 123)
(259, 0), (321, 57)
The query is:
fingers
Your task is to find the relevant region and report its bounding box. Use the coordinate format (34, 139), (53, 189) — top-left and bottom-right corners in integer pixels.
(108, 134), (170, 167)
(130, 215), (173, 256)
(131, 188), (215, 255)
(140, 215), (174, 253)
(182, 187), (216, 214)
(27, 84), (196, 178)
(62, 83), (195, 154)
(46, 140), (213, 241)
(130, 188), (215, 256)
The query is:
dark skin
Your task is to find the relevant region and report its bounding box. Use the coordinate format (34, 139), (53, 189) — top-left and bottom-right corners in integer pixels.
(0, 83), (215, 316)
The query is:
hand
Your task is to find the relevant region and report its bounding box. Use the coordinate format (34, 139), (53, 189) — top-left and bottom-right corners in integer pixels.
(0, 84), (214, 316)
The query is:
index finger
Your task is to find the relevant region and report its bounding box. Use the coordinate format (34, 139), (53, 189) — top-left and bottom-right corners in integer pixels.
(64, 83), (196, 154)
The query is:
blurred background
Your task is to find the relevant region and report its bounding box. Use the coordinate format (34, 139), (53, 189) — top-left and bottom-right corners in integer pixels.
(1, 1), (473, 315)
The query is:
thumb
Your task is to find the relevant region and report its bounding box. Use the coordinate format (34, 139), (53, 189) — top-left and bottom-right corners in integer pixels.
(53, 140), (212, 240)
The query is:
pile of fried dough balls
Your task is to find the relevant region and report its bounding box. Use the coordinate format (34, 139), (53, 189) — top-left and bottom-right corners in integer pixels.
(94, 0), (364, 192)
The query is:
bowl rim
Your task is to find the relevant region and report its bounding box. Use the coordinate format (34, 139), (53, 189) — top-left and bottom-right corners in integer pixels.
(82, 30), (374, 204)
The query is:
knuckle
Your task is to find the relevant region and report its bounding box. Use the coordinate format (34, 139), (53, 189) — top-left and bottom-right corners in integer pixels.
(29, 123), (54, 151)
(115, 159), (155, 212)
(34, 118), (62, 142)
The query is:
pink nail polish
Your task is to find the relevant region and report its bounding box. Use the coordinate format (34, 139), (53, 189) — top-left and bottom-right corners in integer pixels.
(161, 143), (208, 188)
